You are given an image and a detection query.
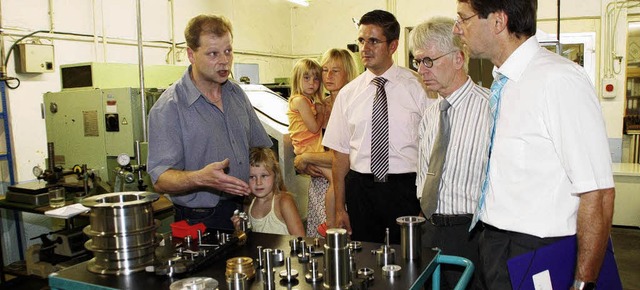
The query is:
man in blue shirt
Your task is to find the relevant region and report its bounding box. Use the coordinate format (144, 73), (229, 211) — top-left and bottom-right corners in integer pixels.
(148, 14), (272, 230)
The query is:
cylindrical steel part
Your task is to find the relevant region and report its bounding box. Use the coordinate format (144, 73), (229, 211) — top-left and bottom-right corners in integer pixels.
(396, 216), (426, 260)
(324, 229), (351, 289)
(226, 272), (247, 290)
(325, 228), (347, 248)
(81, 192), (160, 275)
(263, 248), (275, 286)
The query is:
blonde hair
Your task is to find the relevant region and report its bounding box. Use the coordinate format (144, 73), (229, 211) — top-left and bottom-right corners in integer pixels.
(249, 147), (286, 195)
(291, 58), (323, 104)
(320, 48), (358, 83)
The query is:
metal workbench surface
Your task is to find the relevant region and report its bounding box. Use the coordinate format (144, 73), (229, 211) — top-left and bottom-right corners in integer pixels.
(49, 231), (438, 290)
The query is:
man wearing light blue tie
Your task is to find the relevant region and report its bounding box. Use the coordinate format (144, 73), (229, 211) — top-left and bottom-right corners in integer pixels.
(454, 0), (616, 289)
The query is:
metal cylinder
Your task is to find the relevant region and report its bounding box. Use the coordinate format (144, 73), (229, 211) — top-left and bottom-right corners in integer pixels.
(323, 228), (351, 289)
(396, 216), (426, 260)
(81, 192), (160, 275)
(225, 257), (255, 280)
(263, 248), (275, 288)
(226, 272), (247, 290)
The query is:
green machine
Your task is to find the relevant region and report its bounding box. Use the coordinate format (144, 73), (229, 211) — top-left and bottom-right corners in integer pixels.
(41, 62), (186, 193)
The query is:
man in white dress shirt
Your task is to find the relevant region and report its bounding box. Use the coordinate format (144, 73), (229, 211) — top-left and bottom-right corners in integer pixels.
(454, 0), (615, 289)
(323, 9), (432, 244)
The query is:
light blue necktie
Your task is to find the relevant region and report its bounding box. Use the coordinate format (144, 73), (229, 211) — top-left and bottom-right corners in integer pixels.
(470, 73), (508, 231)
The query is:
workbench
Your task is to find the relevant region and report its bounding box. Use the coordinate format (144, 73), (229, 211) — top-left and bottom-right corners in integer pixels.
(49, 231), (439, 290)
(0, 194), (174, 282)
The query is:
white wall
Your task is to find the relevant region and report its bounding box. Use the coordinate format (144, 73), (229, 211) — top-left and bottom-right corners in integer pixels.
(1, 0), (621, 188)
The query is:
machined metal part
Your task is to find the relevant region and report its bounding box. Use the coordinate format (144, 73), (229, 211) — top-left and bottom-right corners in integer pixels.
(382, 264), (401, 277)
(305, 258), (323, 283)
(297, 240), (310, 262)
(170, 277), (218, 290)
(185, 235), (192, 248)
(323, 228), (350, 289)
(82, 192), (160, 275)
(357, 267), (375, 280)
(262, 248), (275, 288)
(278, 257), (299, 283)
(225, 257), (255, 280)
(375, 245), (395, 266)
(226, 272), (248, 290)
(309, 245), (324, 257)
(396, 216), (426, 260)
(155, 256), (189, 276)
(256, 246), (264, 268)
(289, 238), (299, 254)
(348, 241), (362, 251)
(272, 248), (284, 266)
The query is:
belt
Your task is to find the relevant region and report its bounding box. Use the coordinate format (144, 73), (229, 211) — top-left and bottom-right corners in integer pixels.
(349, 170), (416, 183)
(427, 214), (473, 227)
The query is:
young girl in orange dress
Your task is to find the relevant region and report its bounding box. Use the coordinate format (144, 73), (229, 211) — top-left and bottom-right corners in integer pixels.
(286, 58), (334, 236)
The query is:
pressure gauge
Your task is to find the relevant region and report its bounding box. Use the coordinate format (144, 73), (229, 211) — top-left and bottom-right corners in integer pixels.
(32, 165), (43, 177)
(117, 153), (131, 166)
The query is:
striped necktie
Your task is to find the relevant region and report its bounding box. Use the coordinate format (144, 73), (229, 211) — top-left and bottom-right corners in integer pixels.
(421, 99), (451, 217)
(371, 77), (389, 182)
(470, 73), (508, 230)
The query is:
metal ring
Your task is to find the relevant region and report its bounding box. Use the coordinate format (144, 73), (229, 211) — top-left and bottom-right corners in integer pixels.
(357, 267), (375, 278)
(382, 264), (401, 277)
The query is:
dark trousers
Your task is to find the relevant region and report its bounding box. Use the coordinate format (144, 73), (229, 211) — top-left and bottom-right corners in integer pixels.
(173, 198), (243, 231)
(345, 170), (421, 244)
(422, 215), (483, 290)
(478, 222), (566, 289)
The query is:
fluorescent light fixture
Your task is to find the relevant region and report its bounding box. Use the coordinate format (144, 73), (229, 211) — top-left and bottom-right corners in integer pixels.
(288, 0), (309, 7)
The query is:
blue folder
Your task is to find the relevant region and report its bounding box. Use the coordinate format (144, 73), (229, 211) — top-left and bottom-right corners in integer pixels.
(507, 235), (622, 290)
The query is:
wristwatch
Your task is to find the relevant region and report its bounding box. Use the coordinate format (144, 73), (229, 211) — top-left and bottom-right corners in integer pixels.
(573, 279), (596, 290)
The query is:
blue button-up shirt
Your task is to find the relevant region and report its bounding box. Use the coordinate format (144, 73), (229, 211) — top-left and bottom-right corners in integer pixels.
(148, 66), (272, 207)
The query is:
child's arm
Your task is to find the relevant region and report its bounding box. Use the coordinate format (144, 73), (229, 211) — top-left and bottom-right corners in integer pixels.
(290, 96), (324, 134)
(279, 193), (306, 237)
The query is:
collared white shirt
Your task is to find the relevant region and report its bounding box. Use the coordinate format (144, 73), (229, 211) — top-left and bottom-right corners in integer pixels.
(481, 36), (615, 238)
(323, 64), (434, 174)
(416, 77), (491, 214)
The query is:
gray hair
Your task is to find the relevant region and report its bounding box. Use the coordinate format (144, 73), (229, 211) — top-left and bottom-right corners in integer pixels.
(409, 17), (468, 70)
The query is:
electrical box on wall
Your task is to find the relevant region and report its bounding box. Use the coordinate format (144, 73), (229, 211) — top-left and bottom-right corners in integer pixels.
(15, 43), (55, 74)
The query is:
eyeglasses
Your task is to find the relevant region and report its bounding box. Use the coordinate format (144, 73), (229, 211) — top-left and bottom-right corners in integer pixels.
(356, 37), (390, 46)
(454, 13), (478, 27)
(412, 51), (457, 69)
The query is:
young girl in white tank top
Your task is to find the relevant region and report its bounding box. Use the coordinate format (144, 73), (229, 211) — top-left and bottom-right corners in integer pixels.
(232, 148), (305, 236)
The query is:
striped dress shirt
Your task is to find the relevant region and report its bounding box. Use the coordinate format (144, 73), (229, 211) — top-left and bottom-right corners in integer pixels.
(416, 77), (491, 215)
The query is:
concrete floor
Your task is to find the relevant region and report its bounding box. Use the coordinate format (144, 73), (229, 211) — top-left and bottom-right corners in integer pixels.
(612, 226), (640, 290)
(1, 226), (638, 289)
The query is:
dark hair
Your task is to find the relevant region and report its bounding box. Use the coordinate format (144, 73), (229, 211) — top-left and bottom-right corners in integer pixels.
(358, 10), (400, 41)
(459, 0), (537, 39)
(184, 14), (233, 50)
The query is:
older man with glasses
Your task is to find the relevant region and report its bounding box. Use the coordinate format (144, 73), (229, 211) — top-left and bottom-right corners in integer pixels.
(409, 16), (490, 289)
